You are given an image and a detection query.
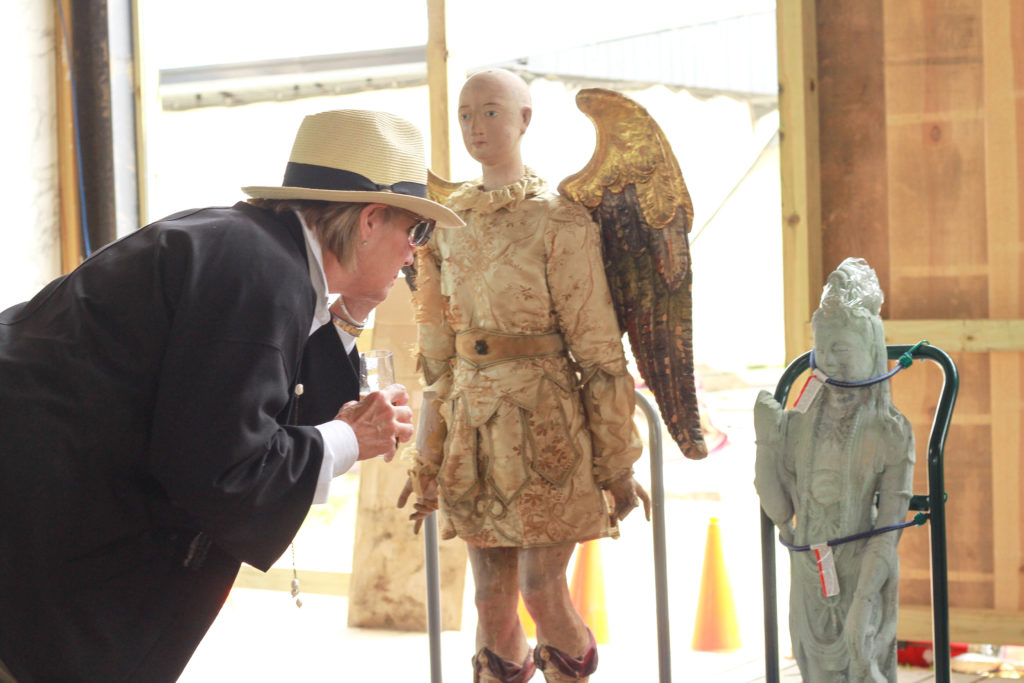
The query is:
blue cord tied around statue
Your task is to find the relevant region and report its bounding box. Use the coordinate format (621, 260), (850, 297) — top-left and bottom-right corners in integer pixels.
(808, 339), (929, 388)
(780, 339), (932, 552)
(778, 513), (930, 552)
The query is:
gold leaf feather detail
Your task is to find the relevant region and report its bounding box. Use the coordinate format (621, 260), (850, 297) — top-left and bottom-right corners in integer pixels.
(560, 89), (693, 232)
(559, 88), (707, 460)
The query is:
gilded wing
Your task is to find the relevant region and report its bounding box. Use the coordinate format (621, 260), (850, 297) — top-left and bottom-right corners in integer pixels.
(426, 169), (464, 206)
(558, 88), (707, 460)
(403, 170), (466, 291)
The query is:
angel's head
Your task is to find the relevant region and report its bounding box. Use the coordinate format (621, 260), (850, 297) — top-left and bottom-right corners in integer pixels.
(458, 69), (532, 172)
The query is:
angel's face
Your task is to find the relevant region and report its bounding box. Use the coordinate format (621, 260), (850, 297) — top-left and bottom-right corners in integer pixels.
(457, 72), (530, 166)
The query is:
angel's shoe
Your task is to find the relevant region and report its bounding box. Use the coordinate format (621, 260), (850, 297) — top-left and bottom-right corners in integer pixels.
(472, 646), (537, 683)
(533, 629), (597, 681)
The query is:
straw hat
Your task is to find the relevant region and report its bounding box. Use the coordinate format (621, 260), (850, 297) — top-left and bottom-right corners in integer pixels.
(242, 110), (463, 228)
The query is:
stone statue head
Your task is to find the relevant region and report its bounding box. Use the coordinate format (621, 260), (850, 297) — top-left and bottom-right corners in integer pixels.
(811, 258), (895, 412)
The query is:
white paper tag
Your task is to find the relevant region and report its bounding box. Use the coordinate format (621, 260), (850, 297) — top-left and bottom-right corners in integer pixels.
(793, 371), (827, 413)
(811, 542), (840, 597)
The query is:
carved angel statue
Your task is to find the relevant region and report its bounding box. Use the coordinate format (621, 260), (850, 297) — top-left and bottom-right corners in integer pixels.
(410, 86), (708, 463)
(397, 69), (703, 683)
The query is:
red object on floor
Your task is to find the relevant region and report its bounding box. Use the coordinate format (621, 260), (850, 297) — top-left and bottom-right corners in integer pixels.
(897, 640), (969, 668)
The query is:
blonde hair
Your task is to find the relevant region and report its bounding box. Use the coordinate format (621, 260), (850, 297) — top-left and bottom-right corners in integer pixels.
(249, 198), (400, 268)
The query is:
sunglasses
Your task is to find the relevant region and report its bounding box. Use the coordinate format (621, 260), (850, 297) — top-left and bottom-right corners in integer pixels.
(407, 217), (436, 247)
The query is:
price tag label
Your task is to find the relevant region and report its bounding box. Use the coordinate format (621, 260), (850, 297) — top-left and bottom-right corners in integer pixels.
(811, 542), (840, 597)
(793, 370), (828, 413)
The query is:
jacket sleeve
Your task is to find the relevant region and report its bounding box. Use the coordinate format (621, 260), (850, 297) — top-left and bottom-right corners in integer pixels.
(147, 224), (322, 572)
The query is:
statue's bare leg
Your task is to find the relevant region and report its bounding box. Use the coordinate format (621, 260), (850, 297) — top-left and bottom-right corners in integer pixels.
(521, 542), (597, 681)
(518, 541), (585, 652)
(468, 545), (534, 681)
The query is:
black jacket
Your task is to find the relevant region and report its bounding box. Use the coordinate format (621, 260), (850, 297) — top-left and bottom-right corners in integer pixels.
(0, 202), (357, 682)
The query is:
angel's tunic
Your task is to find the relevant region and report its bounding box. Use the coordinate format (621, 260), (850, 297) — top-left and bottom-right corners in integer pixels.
(414, 171), (643, 547)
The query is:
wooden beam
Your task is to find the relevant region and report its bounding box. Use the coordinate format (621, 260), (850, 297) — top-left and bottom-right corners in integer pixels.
(426, 0), (463, 180)
(983, 0), (1023, 613)
(899, 605), (1024, 645)
(817, 0), (890, 309)
(347, 287), (467, 631)
(131, 0), (151, 226)
(777, 0), (822, 362)
(881, 319), (1024, 352)
(55, 0), (82, 273)
(983, 1), (1022, 322)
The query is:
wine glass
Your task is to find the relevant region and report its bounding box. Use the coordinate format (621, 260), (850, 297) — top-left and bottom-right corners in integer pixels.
(358, 349), (396, 398)
(358, 349), (398, 460)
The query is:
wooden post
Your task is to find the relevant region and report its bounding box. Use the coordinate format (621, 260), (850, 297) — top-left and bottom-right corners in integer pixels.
(130, 0), (151, 227)
(776, 0), (821, 362)
(807, 0), (1024, 643)
(347, 0), (470, 633)
(347, 286), (468, 631)
(426, 0), (463, 179)
(817, 0), (890, 311)
(982, 0), (1023, 613)
(55, 0), (82, 273)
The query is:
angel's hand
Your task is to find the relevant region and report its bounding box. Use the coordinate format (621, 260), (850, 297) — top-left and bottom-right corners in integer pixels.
(606, 475), (651, 523)
(397, 475), (439, 535)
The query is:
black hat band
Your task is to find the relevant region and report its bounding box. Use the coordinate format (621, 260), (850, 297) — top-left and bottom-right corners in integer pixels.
(282, 162), (426, 198)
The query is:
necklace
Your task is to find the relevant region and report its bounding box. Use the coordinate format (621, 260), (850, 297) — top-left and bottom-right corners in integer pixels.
(332, 295), (367, 337)
(337, 294), (367, 328)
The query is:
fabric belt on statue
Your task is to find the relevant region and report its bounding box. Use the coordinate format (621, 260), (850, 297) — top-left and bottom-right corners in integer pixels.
(455, 329), (564, 365)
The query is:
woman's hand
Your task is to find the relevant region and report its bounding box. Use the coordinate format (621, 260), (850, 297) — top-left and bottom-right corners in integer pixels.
(335, 384), (413, 462)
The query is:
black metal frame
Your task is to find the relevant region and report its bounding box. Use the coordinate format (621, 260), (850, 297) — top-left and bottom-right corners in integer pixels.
(760, 344), (959, 682)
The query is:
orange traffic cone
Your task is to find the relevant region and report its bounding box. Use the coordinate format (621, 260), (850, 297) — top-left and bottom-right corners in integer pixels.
(569, 540), (609, 644)
(517, 591), (536, 639)
(691, 517), (741, 652)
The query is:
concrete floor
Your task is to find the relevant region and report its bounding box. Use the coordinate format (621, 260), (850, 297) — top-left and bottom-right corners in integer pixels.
(179, 370), (1015, 682)
(177, 586), (995, 682)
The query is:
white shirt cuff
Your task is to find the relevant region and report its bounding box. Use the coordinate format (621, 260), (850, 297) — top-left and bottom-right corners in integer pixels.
(311, 419), (359, 503)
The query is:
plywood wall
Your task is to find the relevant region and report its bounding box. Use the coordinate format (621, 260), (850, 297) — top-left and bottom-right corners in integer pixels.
(780, 0), (1024, 645)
